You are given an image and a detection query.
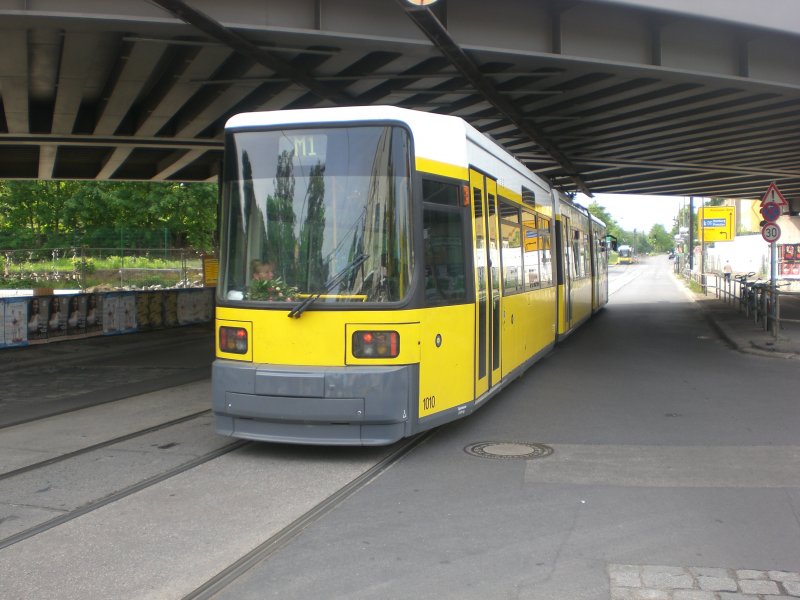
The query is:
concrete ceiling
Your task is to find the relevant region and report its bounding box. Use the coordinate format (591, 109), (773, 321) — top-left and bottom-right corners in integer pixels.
(1, 0), (799, 202)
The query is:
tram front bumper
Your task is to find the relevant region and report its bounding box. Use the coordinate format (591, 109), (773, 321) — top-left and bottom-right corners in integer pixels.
(212, 360), (416, 445)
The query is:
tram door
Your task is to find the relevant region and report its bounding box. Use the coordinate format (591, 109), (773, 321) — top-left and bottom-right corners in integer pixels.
(470, 169), (502, 399)
(562, 217), (573, 327)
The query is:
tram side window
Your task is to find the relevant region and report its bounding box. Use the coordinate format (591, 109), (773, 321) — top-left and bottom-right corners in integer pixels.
(422, 179), (467, 305)
(499, 200), (523, 294)
(571, 229), (584, 278)
(521, 209), (540, 289)
(537, 214), (553, 287)
(582, 232), (591, 278)
(571, 229), (591, 279)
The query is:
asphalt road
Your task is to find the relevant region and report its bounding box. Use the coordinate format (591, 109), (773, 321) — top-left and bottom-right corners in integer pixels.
(2, 258), (799, 600)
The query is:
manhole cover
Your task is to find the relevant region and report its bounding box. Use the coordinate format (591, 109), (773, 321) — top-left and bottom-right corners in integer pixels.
(464, 442), (554, 460)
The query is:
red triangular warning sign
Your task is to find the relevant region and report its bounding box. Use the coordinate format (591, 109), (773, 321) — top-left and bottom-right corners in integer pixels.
(760, 182), (788, 207)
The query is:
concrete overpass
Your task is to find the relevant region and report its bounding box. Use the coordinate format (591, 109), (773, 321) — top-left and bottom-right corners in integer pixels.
(1, 0), (799, 201)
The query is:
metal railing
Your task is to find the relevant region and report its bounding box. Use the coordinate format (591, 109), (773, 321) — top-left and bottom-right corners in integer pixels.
(706, 272), (800, 337)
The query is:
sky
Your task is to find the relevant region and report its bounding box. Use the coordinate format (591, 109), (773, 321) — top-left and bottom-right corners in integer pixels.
(575, 193), (685, 233)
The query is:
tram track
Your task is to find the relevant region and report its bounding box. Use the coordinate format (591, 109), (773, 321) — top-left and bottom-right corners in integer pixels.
(0, 409), (212, 481)
(0, 439), (249, 551)
(183, 430), (434, 600)
(608, 262), (645, 296)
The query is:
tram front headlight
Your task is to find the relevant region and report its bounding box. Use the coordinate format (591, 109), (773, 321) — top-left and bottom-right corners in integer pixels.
(352, 330), (399, 359)
(219, 326), (248, 354)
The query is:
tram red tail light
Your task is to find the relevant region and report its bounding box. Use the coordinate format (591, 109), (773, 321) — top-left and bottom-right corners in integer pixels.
(352, 330), (399, 359)
(219, 326), (248, 354)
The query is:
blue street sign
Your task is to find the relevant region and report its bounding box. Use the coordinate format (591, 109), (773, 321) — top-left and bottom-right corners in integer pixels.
(703, 218), (726, 228)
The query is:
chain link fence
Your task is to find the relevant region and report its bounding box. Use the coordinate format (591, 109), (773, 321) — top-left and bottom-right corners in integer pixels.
(1, 247), (205, 291)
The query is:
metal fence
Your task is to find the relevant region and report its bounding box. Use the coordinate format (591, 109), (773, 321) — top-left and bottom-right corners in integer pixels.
(1, 247), (205, 291)
(697, 270), (800, 337)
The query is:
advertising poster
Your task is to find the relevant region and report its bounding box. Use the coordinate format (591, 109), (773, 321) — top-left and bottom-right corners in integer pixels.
(85, 293), (103, 335)
(781, 243), (800, 261)
(779, 243), (800, 278)
(163, 291), (178, 327)
(66, 294), (87, 337)
(103, 292), (137, 335)
(4, 299), (29, 346)
(148, 292), (164, 329)
(120, 292), (136, 332)
(136, 292), (153, 330)
(47, 295), (67, 339)
(103, 293), (121, 334)
(177, 289), (210, 325)
(136, 292), (165, 330)
(27, 296), (49, 343)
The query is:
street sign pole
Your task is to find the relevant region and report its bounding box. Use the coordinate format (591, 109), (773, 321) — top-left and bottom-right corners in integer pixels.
(760, 182), (787, 334)
(770, 240), (777, 334)
(771, 241), (777, 295)
(700, 207), (706, 293)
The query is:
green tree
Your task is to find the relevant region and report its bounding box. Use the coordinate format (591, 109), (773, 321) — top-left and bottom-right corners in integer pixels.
(587, 201), (624, 241)
(0, 180), (217, 252)
(648, 224), (673, 252)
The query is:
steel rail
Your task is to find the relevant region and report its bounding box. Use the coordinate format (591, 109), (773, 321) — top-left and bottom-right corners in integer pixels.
(0, 440), (248, 551)
(183, 431), (434, 600)
(0, 409), (212, 482)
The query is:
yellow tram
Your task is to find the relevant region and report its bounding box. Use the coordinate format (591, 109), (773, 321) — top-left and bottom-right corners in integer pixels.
(213, 106), (608, 445)
(618, 244), (634, 264)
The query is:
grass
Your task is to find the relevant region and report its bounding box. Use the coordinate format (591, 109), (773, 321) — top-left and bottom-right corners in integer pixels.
(687, 279), (704, 294)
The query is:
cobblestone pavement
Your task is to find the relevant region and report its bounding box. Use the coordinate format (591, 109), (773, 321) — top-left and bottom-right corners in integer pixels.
(609, 564), (800, 599)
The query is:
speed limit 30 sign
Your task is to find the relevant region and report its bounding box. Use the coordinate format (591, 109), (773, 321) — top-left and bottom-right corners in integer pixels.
(762, 222), (781, 243)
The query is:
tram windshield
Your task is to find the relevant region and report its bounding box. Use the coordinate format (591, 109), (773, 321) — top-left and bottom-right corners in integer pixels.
(220, 125), (413, 305)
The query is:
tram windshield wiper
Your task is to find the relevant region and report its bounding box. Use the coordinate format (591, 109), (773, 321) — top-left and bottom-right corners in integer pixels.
(287, 253), (370, 319)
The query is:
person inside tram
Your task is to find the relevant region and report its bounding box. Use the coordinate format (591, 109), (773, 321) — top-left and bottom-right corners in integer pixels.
(251, 260), (275, 281)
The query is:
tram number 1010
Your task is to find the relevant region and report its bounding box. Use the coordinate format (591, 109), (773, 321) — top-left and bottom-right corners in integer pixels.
(423, 395), (436, 411)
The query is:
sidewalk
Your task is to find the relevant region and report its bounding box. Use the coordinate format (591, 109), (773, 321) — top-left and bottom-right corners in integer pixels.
(689, 286), (800, 359)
